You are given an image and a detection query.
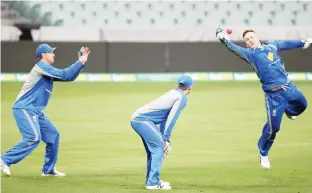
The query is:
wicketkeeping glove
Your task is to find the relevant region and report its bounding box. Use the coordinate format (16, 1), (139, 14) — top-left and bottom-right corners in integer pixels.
(164, 141), (172, 156)
(216, 26), (230, 45)
(303, 37), (312, 49)
(216, 26), (224, 38)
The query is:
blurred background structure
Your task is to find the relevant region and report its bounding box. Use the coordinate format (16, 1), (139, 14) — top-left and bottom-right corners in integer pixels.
(1, 1), (312, 77)
(2, 1), (312, 41)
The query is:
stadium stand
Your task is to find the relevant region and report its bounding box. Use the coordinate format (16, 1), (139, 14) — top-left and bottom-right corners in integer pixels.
(1, 1), (311, 41)
(24, 1), (311, 28)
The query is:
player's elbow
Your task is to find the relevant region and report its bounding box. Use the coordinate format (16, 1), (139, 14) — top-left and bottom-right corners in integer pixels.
(67, 76), (77, 81)
(61, 75), (77, 81)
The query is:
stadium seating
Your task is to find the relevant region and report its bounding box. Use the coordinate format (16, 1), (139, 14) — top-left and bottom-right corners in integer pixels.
(25, 1), (311, 28)
(1, 1), (311, 41)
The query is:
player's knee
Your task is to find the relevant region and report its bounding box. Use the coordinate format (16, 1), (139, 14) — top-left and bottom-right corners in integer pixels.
(294, 100), (308, 116)
(55, 130), (60, 138)
(271, 124), (281, 133)
(153, 146), (164, 157)
(296, 94), (308, 114)
(269, 133), (276, 141)
(52, 130), (60, 143)
(27, 138), (41, 147)
(301, 97), (308, 112)
(46, 130), (60, 144)
(26, 131), (41, 143)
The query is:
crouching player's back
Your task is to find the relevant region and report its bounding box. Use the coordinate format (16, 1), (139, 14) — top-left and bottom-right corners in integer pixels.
(132, 88), (187, 128)
(130, 74), (194, 190)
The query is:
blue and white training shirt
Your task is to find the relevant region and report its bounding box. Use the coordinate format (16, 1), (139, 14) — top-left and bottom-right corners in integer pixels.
(219, 38), (305, 91)
(131, 88), (187, 141)
(13, 60), (84, 113)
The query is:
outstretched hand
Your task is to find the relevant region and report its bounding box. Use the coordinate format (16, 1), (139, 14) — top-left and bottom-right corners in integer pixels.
(78, 47), (91, 64)
(216, 26), (229, 42)
(216, 26), (224, 39)
(303, 37), (312, 49)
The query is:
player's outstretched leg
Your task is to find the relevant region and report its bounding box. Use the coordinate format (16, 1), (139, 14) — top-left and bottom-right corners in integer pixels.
(258, 92), (286, 169)
(0, 157), (11, 176)
(1, 109), (41, 176)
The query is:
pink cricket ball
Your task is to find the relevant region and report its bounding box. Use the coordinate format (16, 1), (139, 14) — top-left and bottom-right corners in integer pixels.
(226, 29), (232, 34)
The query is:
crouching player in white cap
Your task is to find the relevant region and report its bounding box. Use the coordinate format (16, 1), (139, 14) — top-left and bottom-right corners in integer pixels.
(130, 74), (194, 190)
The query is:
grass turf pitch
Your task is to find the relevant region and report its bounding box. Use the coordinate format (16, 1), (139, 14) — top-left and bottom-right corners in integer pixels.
(1, 82), (312, 193)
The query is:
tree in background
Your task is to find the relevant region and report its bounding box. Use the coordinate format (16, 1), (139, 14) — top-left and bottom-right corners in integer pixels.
(6, 1), (63, 26)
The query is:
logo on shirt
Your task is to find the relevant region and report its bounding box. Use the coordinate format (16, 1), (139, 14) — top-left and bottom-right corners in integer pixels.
(272, 109), (277, 116)
(267, 52), (274, 61)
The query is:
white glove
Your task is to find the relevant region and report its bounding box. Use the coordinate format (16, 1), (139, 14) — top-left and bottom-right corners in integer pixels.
(216, 26), (230, 42)
(303, 37), (312, 49)
(163, 141), (172, 156)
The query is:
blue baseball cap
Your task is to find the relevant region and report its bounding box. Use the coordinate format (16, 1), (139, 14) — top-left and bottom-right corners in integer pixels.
(178, 74), (194, 89)
(36, 44), (56, 57)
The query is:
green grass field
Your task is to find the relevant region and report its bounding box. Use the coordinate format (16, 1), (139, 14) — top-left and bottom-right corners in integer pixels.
(1, 81), (312, 193)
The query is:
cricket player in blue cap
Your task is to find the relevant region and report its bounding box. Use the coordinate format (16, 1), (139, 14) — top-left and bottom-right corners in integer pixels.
(1, 44), (91, 177)
(130, 74), (194, 190)
(216, 27), (311, 169)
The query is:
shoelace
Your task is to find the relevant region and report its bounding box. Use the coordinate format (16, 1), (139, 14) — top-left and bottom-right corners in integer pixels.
(157, 184), (164, 188)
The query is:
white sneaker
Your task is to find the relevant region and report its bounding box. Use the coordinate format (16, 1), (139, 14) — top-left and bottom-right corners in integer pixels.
(160, 180), (170, 186)
(260, 155), (271, 169)
(146, 181), (171, 190)
(286, 114), (297, 120)
(42, 168), (66, 177)
(0, 158), (11, 176)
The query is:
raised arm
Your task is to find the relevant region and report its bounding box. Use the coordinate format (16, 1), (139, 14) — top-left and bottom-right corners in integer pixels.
(266, 38), (312, 51)
(216, 27), (252, 64)
(34, 61), (84, 81)
(34, 47), (90, 82)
